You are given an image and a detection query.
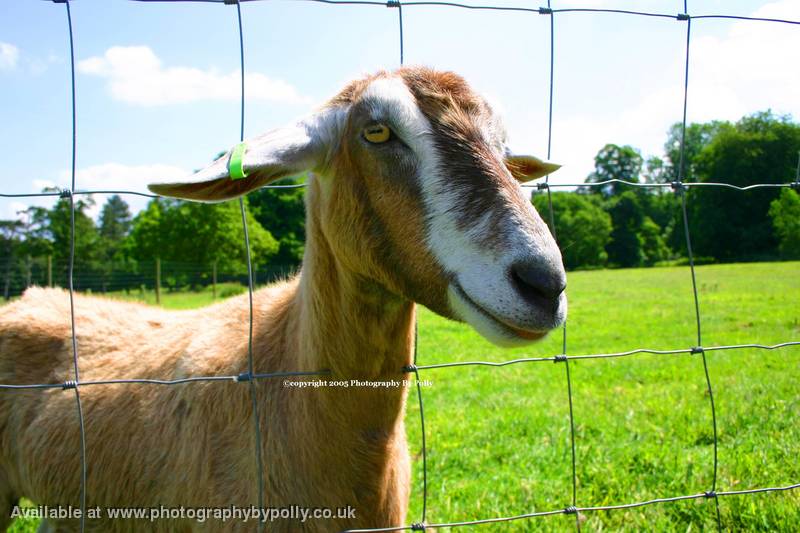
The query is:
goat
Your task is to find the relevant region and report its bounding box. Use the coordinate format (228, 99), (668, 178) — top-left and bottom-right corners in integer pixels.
(0, 66), (567, 532)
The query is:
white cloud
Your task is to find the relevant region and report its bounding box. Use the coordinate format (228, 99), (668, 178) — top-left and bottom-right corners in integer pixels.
(0, 42), (19, 70)
(1, 163), (186, 223)
(32, 179), (57, 192)
(551, 0), (686, 10)
(78, 46), (308, 106)
(689, 1), (800, 123)
(3, 201), (29, 220)
(546, 0), (800, 186)
(61, 163), (187, 219)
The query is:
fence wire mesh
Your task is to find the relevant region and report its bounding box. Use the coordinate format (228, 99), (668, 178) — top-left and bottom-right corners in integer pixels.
(1, 1), (799, 532)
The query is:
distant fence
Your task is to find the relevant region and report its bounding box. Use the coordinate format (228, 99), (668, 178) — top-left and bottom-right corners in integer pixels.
(1, 1), (799, 533)
(0, 257), (297, 300)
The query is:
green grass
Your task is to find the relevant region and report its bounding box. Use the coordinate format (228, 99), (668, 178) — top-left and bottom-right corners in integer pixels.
(6, 262), (799, 532)
(405, 261), (800, 531)
(102, 281), (245, 309)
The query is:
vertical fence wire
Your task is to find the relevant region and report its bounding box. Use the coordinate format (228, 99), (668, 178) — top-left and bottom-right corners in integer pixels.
(793, 151), (800, 185)
(540, 2), (581, 529)
(394, 8), (430, 529)
(411, 323), (428, 528)
(396, 1), (405, 66)
(675, 3), (722, 528)
(792, 151), (800, 196)
(230, 1), (267, 527)
(57, 1), (88, 531)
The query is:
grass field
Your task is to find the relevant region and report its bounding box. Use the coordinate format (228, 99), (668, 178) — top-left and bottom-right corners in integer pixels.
(6, 262), (800, 532)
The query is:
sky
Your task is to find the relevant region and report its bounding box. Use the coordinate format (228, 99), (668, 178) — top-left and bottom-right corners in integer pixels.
(1, 0), (798, 221)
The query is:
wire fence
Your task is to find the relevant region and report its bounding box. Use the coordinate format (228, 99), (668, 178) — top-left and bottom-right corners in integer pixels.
(0, 257), (298, 300)
(1, 1), (799, 532)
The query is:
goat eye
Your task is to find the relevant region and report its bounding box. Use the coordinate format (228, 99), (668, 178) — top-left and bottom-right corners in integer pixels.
(363, 124), (392, 144)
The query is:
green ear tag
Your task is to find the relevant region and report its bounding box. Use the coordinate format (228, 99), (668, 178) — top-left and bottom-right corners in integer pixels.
(229, 142), (248, 180)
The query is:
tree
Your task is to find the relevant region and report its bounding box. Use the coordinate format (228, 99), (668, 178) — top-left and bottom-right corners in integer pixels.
(97, 195), (135, 289)
(161, 199), (279, 273)
(47, 194), (100, 280)
(14, 206), (54, 290)
(99, 195), (132, 243)
(16, 206), (53, 260)
(248, 175), (307, 268)
(130, 198), (166, 265)
(639, 216), (671, 265)
(769, 188), (800, 259)
(130, 197), (280, 287)
(580, 144), (643, 197)
(575, 143), (678, 268)
(0, 220), (23, 299)
(605, 191), (646, 268)
(663, 120), (727, 182)
(644, 191), (682, 257)
(532, 192), (612, 269)
(689, 111), (800, 261)
(642, 155), (669, 185)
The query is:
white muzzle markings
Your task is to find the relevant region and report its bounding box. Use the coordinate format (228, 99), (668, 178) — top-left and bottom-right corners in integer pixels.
(362, 76), (566, 346)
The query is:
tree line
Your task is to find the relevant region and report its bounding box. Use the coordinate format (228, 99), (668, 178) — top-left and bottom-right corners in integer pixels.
(1, 110), (799, 298)
(534, 111), (800, 270)
(0, 177), (306, 298)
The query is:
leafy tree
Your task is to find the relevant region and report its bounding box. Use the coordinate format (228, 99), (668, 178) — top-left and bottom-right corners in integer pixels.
(130, 197), (279, 285)
(639, 216), (671, 265)
(603, 193), (673, 268)
(248, 175), (307, 267)
(644, 191), (682, 257)
(532, 192), (612, 269)
(605, 191), (646, 268)
(769, 188), (800, 259)
(576, 144), (676, 268)
(161, 198), (279, 273)
(643, 155), (669, 185)
(99, 195), (132, 243)
(130, 198), (166, 265)
(580, 144), (643, 197)
(663, 120), (728, 182)
(689, 111), (800, 261)
(16, 206), (53, 261)
(47, 194), (100, 278)
(0, 220), (23, 299)
(12, 206), (54, 289)
(97, 195), (135, 287)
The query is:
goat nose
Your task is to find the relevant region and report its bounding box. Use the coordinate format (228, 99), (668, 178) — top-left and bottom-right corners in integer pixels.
(510, 260), (567, 303)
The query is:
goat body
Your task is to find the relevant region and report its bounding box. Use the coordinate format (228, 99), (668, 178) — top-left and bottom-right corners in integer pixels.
(0, 66), (566, 532)
(1, 274), (412, 532)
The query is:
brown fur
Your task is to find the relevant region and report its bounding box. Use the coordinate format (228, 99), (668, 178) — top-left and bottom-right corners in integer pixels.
(399, 68), (541, 251)
(0, 67), (555, 532)
(0, 225), (414, 532)
(0, 86), (433, 533)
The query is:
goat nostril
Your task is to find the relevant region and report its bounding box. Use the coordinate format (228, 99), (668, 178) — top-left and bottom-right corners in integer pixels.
(510, 262), (566, 303)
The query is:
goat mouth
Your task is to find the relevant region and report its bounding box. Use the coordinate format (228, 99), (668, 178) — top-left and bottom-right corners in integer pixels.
(451, 282), (548, 341)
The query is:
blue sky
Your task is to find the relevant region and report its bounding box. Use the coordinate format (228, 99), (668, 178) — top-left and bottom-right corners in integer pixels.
(1, 0), (798, 220)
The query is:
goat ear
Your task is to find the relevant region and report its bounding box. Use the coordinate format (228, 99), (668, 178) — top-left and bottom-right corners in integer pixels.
(148, 113), (335, 202)
(505, 154), (561, 183)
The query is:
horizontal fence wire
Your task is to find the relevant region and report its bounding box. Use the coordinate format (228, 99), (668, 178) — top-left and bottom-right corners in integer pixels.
(0, 370), (331, 390)
(1, 1), (799, 532)
(0, 182), (305, 199)
(2, 179), (798, 200)
(341, 481), (800, 531)
(129, 0), (800, 26)
(2, 341), (795, 391)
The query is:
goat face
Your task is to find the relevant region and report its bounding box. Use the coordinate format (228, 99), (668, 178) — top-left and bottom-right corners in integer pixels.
(148, 67), (566, 346)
